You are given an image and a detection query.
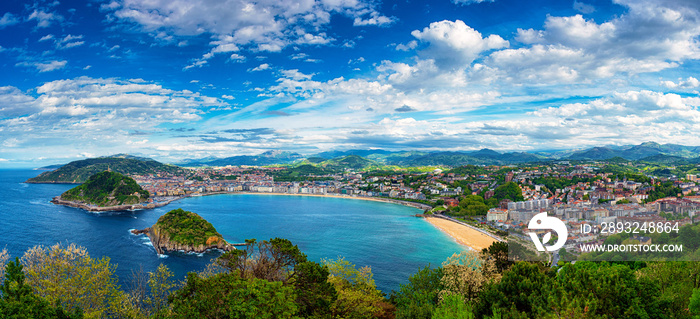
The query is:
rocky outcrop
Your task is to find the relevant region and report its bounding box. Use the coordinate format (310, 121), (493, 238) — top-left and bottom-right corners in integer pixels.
(130, 228), (149, 235)
(132, 225), (235, 254)
(134, 208), (236, 255)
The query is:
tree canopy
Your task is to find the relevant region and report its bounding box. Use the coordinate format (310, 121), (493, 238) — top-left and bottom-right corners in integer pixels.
(0, 240), (698, 319)
(154, 208), (224, 247)
(492, 182), (524, 203)
(60, 171), (149, 206)
(0, 257), (83, 319)
(453, 195), (489, 216)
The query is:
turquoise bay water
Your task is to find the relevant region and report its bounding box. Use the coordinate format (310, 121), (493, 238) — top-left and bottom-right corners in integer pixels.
(0, 169), (464, 292)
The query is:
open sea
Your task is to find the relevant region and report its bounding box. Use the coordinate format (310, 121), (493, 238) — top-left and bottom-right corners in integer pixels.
(0, 169), (465, 293)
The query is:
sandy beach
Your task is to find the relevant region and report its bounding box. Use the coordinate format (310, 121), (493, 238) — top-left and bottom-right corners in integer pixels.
(425, 216), (497, 251)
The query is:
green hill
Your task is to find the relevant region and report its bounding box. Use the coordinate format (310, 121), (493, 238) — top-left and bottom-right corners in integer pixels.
(271, 155), (378, 176)
(567, 147), (619, 160)
(60, 171), (149, 207)
(145, 208), (232, 254)
(387, 152), (480, 166)
(639, 154), (691, 165)
(305, 157), (326, 163)
(268, 164), (333, 182)
(180, 150), (304, 167)
(153, 209), (223, 246)
(322, 155), (378, 171)
(27, 156), (185, 183)
(565, 142), (700, 161)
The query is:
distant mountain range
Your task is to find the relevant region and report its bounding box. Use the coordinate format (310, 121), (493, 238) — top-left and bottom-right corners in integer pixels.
(169, 142), (700, 167)
(32, 143), (700, 183)
(178, 150), (304, 167)
(565, 142), (700, 161)
(175, 149), (552, 168)
(318, 155), (378, 171)
(381, 150), (549, 166)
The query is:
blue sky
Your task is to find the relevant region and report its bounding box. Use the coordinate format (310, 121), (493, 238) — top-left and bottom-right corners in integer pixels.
(1, 0), (700, 166)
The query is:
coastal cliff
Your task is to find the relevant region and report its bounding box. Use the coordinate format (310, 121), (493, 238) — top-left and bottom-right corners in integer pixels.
(133, 208), (234, 254)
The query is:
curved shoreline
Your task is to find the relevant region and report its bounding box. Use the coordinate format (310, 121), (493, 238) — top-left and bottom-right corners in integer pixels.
(52, 190), (498, 251)
(187, 191), (433, 210)
(191, 192), (502, 251)
(423, 216), (499, 251)
(50, 190), (430, 213)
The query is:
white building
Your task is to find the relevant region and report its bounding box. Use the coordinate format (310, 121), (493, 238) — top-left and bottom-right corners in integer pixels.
(487, 208), (508, 222)
(507, 198), (551, 211)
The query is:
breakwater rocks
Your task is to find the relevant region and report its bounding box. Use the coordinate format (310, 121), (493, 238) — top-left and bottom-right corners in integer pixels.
(131, 227), (235, 255)
(51, 196), (173, 212)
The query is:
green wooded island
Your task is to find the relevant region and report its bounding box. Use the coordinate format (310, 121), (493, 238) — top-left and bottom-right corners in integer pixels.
(50, 171), (160, 212)
(132, 208), (234, 254)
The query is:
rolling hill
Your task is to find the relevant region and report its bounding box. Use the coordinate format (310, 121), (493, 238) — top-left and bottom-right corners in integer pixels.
(59, 171), (149, 206)
(180, 150), (304, 167)
(567, 142), (700, 161)
(567, 147), (620, 160)
(321, 155), (378, 171)
(26, 156), (185, 183)
(28, 142), (700, 181)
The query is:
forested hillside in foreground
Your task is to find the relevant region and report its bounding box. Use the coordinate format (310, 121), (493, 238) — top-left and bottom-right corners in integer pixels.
(1, 241), (700, 318)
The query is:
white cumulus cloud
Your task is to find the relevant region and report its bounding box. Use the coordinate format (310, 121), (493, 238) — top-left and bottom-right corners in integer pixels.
(27, 9), (63, 28)
(411, 20), (508, 69)
(0, 77), (229, 159)
(250, 63), (270, 72)
(102, 0), (395, 68)
(661, 77), (700, 89)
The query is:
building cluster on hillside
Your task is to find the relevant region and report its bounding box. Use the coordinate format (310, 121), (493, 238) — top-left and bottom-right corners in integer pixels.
(131, 167), (455, 201)
(465, 163), (700, 254)
(486, 195), (700, 253)
(129, 162), (700, 207)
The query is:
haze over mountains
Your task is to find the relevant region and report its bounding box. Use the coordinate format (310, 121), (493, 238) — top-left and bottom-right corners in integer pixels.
(565, 142), (700, 161)
(178, 150), (305, 167)
(177, 142), (700, 167)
